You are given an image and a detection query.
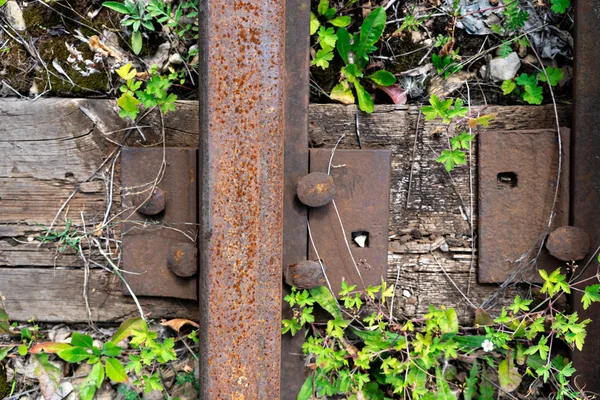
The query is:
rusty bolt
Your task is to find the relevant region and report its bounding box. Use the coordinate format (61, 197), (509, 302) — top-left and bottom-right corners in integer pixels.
(134, 187), (166, 216)
(284, 260), (326, 289)
(296, 172), (336, 207)
(167, 242), (198, 277)
(546, 226), (590, 261)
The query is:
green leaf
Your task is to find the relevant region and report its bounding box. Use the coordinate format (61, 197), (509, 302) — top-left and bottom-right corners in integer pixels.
(450, 131), (474, 151)
(499, 42), (512, 58)
(437, 149), (466, 172)
(71, 332), (94, 349)
(582, 284), (600, 310)
(501, 80), (516, 95)
(102, 342), (122, 357)
(281, 319), (302, 336)
(330, 16), (351, 27)
(18, 344), (28, 356)
(522, 84), (543, 105)
(342, 63), (362, 83)
(131, 31), (143, 55)
(498, 357), (522, 393)
(310, 286), (341, 318)
(515, 73), (537, 87)
(436, 366), (457, 399)
(117, 93), (141, 120)
(355, 7), (386, 63)
(310, 12), (320, 35)
(478, 365), (494, 400)
(336, 27), (352, 64)
(550, 0), (570, 14)
(355, 81), (374, 113)
(112, 318), (147, 344)
(297, 375), (313, 400)
(318, 26), (337, 49)
(523, 334), (550, 360)
(464, 359), (478, 400)
(105, 357), (128, 383)
(57, 346), (91, 363)
(538, 67), (563, 87)
(0, 345), (14, 361)
(326, 317), (350, 338)
(0, 308), (10, 334)
(330, 81), (355, 105)
(102, 1), (130, 14)
(311, 47), (334, 69)
(29, 342), (73, 354)
(78, 362), (104, 400)
(0, 0), (7, 6)
(317, 0), (329, 16)
(366, 70), (396, 87)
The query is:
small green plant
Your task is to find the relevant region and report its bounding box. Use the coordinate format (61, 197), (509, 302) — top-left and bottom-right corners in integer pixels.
(36, 219), (83, 253)
(310, 0), (351, 70)
(421, 94), (494, 172)
(146, 0), (198, 40)
(396, 8), (423, 33)
(431, 51), (462, 78)
(28, 317), (177, 399)
(501, 67), (563, 105)
(550, 0), (571, 14)
(327, 7), (396, 113)
(103, 0), (153, 54)
(116, 63), (178, 120)
(283, 265), (600, 399)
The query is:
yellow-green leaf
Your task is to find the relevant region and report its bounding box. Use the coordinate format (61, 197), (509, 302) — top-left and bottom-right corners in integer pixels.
(111, 317), (147, 344)
(105, 357), (128, 383)
(330, 81), (355, 105)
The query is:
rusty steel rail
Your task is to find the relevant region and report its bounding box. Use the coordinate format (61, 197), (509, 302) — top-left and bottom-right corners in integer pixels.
(572, 1), (600, 392)
(197, 0), (286, 398)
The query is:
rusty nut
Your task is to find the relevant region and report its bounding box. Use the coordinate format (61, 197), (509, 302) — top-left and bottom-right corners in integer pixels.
(546, 226), (590, 262)
(284, 260), (326, 289)
(134, 187), (166, 216)
(167, 242), (198, 277)
(296, 172), (336, 207)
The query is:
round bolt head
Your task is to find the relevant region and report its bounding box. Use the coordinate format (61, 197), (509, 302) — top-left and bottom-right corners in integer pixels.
(167, 242), (198, 277)
(296, 172), (336, 207)
(135, 187), (166, 216)
(546, 226), (590, 262)
(284, 260), (326, 289)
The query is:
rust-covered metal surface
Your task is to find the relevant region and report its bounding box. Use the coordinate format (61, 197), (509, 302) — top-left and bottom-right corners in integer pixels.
(478, 129), (570, 283)
(308, 149), (392, 294)
(197, 0), (286, 398)
(572, 1), (600, 392)
(281, 0), (311, 397)
(121, 148), (197, 300)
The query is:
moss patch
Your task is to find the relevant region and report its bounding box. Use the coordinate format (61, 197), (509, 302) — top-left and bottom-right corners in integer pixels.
(37, 37), (109, 95)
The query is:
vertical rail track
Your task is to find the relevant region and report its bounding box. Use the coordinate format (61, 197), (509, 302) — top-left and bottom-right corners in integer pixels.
(572, 0), (600, 392)
(198, 0), (286, 398)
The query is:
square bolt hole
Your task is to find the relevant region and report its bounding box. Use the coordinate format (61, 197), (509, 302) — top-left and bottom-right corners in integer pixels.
(497, 172), (518, 189)
(352, 231), (369, 248)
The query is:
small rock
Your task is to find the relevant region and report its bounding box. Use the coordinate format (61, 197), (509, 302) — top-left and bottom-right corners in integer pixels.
(144, 42), (171, 69)
(48, 326), (71, 343)
(50, 382), (75, 400)
(522, 54), (537, 66)
(478, 65), (487, 79)
(410, 31), (424, 43)
(489, 52), (521, 82)
(410, 228), (422, 239)
(402, 289), (412, 298)
(29, 81), (39, 97)
(169, 53), (184, 65)
(3, 1), (26, 31)
(440, 241), (449, 252)
(517, 44), (528, 58)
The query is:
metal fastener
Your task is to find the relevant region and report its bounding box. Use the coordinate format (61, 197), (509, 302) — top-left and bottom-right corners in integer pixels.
(284, 260), (326, 289)
(296, 172), (336, 207)
(167, 242), (198, 277)
(546, 226), (590, 262)
(134, 187), (166, 216)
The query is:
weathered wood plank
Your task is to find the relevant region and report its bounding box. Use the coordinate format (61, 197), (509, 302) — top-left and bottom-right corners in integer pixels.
(0, 268), (198, 322)
(0, 99), (570, 322)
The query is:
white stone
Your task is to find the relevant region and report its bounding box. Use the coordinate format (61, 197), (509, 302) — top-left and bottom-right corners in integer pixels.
(169, 52), (184, 65)
(402, 289), (412, 298)
(3, 1), (26, 31)
(489, 52), (521, 82)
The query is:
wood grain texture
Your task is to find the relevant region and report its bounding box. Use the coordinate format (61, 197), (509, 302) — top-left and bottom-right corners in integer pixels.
(0, 99), (570, 322)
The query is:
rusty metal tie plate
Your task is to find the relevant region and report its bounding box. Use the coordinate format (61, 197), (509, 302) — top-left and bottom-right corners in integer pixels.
(478, 129), (570, 283)
(308, 149), (392, 294)
(121, 148), (197, 300)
